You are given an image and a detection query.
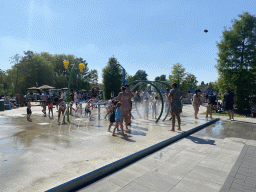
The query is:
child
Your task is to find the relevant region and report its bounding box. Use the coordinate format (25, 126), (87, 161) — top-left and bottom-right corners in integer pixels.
(112, 102), (126, 137)
(205, 97), (213, 119)
(108, 101), (118, 131)
(143, 97), (149, 120)
(42, 101), (46, 117)
(58, 99), (66, 124)
(152, 96), (158, 119)
(27, 98), (32, 121)
(84, 100), (92, 120)
(48, 98), (54, 118)
(105, 100), (115, 120)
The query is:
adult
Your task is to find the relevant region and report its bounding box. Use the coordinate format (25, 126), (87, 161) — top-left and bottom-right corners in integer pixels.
(222, 87), (236, 121)
(251, 103), (256, 117)
(168, 83), (183, 131)
(42, 92), (48, 105)
(192, 89), (202, 119)
(61, 89), (67, 100)
(125, 84), (134, 126)
(117, 86), (130, 130)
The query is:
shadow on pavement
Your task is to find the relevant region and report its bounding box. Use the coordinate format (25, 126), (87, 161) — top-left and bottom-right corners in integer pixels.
(186, 135), (216, 145)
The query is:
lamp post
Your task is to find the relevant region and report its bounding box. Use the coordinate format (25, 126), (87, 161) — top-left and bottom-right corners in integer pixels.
(63, 60), (85, 122)
(116, 64), (127, 86)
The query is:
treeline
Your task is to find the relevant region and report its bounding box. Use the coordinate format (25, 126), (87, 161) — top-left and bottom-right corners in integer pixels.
(0, 51), (98, 96)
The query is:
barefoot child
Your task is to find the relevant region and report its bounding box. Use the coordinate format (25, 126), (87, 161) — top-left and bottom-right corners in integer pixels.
(58, 99), (66, 124)
(84, 100), (92, 120)
(112, 102), (126, 137)
(42, 101), (46, 117)
(203, 97), (213, 119)
(48, 98), (54, 118)
(108, 101), (117, 131)
(27, 98), (32, 121)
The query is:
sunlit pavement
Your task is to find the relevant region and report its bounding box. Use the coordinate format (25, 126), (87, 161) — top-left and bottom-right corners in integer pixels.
(1, 103), (255, 192)
(78, 115), (256, 192)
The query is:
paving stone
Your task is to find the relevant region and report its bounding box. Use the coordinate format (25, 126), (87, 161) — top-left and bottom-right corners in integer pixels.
(187, 165), (229, 185)
(133, 171), (179, 192)
(78, 179), (121, 192)
(171, 175), (222, 192)
(117, 181), (156, 192)
(105, 169), (142, 187)
(230, 182), (244, 191)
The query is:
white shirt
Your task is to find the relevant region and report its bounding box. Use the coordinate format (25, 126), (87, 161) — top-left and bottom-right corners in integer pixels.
(61, 92), (66, 100)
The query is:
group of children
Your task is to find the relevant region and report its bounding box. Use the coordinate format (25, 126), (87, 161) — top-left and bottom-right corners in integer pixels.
(106, 100), (126, 137)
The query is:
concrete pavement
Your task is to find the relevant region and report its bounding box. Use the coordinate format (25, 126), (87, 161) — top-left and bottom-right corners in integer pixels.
(78, 120), (256, 192)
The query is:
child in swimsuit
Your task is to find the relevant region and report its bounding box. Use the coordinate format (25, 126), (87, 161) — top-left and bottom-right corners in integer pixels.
(48, 99), (54, 118)
(42, 101), (46, 117)
(58, 99), (66, 124)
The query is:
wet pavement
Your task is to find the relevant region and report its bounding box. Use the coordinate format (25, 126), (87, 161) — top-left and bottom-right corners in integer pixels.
(78, 119), (256, 192)
(0, 103), (255, 192)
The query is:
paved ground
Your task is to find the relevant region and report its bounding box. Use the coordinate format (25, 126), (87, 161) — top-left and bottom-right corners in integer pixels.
(1, 102), (255, 192)
(0, 102), (210, 192)
(78, 119), (256, 192)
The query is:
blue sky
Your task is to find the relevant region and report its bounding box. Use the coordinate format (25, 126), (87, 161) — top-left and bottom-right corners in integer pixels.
(0, 0), (255, 84)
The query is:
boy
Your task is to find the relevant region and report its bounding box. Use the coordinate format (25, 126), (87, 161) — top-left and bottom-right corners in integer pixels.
(85, 100), (92, 120)
(27, 98), (32, 121)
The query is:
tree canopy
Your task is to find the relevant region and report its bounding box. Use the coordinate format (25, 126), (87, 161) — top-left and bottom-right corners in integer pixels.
(1, 51), (97, 95)
(102, 57), (122, 99)
(216, 12), (256, 111)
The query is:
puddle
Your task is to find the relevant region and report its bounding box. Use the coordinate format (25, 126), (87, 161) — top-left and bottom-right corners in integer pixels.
(194, 120), (256, 140)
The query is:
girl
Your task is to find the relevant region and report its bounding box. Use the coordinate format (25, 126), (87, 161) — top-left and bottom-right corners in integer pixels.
(58, 99), (66, 124)
(48, 98), (54, 118)
(112, 102), (126, 137)
(192, 89), (202, 119)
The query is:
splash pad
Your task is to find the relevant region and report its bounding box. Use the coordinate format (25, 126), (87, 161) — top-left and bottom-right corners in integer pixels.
(130, 80), (173, 122)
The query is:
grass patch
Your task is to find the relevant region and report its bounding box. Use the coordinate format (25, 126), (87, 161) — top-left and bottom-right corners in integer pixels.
(201, 111), (251, 118)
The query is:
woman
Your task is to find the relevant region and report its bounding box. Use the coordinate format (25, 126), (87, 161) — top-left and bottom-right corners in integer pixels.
(193, 89), (202, 119)
(168, 83), (183, 131)
(117, 86), (130, 130)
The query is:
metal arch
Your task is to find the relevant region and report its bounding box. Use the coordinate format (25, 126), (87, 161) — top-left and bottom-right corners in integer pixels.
(157, 81), (173, 120)
(151, 81), (170, 121)
(134, 82), (147, 118)
(129, 80), (164, 123)
(131, 82), (143, 118)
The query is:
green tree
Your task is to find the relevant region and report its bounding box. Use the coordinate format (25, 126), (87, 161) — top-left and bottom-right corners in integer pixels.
(216, 12), (256, 112)
(134, 70), (148, 80)
(169, 63), (186, 89)
(88, 69), (98, 86)
(182, 73), (198, 90)
(154, 76), (160, 81)
(102, 57), (122, 99)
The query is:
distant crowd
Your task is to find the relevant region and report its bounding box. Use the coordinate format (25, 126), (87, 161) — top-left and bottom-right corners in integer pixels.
(1, 85), (256, 138)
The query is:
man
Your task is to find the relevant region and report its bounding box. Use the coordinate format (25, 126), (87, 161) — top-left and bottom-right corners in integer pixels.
(125, 84), (135, 126)
(222, 87), (236, 121)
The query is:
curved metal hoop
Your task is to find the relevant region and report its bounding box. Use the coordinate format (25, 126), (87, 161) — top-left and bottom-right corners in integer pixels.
(129, 80), (164, 123)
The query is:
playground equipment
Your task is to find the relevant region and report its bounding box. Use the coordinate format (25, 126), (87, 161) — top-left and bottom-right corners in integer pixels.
(129, 80), (173, 123)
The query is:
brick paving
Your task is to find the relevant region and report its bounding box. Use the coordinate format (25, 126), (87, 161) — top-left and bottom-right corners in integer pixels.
(220, 145), (256, 192)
